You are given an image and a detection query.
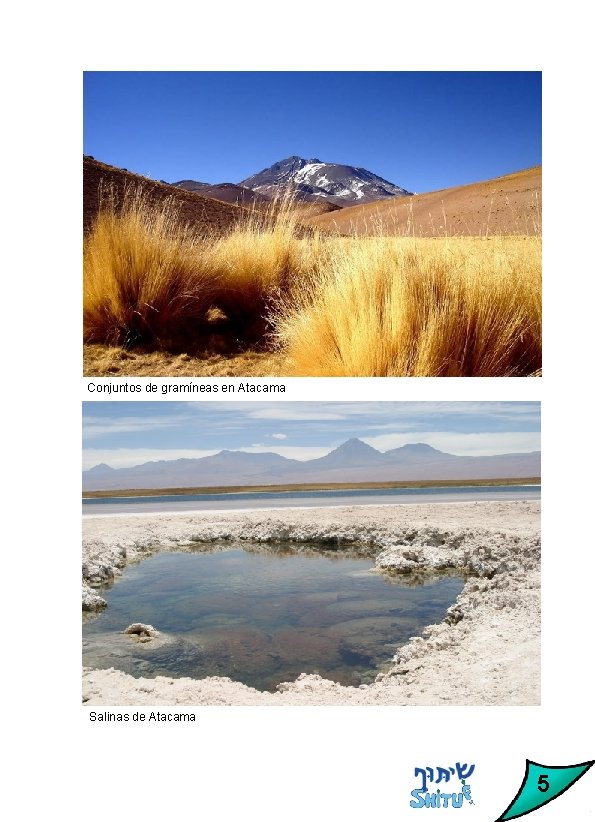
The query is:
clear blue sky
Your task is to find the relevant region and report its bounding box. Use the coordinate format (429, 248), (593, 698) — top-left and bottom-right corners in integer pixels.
(83, 72), (541, 194)
(82, 402), (541, 469)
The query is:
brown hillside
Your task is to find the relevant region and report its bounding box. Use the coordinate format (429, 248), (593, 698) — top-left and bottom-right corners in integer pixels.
(83, 157), (249, 235)
(292, 200), (343, 218)
(306, 166), (541, 237)
(173, 181), (272, 208)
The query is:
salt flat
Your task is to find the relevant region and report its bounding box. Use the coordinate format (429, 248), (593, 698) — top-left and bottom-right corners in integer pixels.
(82, 501), (540, 706)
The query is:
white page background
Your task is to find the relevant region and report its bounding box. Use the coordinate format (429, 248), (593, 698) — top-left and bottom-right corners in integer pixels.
(4, 4), (594, 819)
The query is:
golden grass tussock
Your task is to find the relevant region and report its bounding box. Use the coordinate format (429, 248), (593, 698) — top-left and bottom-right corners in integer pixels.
(208, 199), (328, 341)
(83, 187), (319, 347)
(83, 186), (218, 348)
(272, 236), (541, 376)
(83, 188), (541, 376)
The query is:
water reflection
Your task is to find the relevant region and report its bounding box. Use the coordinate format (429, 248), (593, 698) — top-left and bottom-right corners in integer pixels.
(83, 547), (464, 690)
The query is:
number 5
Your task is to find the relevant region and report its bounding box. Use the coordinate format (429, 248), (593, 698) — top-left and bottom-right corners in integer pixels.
(537, 774), (549, 792)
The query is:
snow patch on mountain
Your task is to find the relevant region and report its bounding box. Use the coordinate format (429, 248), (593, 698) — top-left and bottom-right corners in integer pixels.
(240, 156), (412, 206)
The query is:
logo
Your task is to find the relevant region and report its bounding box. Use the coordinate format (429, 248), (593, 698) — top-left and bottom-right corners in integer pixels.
(495, 759), (594, 820)
(410, 761), (475, 809)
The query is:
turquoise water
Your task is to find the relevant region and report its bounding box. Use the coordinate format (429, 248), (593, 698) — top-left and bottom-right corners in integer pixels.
(83, 547), (464, 690)
(83, 483), (540, 516)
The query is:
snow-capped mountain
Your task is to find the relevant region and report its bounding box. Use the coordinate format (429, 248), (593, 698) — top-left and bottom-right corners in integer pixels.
(240, 156), (412, 206)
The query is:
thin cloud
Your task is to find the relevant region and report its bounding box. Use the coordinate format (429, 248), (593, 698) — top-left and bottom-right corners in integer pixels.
(249, 409), (345, 421)
(82, 413), (194, 440)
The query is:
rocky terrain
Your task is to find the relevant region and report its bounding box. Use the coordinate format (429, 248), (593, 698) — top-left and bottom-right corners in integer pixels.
(239, 155), (412, 205)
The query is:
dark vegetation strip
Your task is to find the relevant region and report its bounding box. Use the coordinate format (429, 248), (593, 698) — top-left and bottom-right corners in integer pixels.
(83, 477), (541, 499)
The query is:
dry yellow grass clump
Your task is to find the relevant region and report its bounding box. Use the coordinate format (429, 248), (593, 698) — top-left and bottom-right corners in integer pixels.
(83, 189), (541, 376)
(83, 188), (218, 348)
(273, 236), (541, 376)
(83, 188), (308, 348)
(209, 202), (327, 341)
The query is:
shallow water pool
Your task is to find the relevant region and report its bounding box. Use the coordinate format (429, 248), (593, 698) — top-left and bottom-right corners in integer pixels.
(83, 547), (464, 691)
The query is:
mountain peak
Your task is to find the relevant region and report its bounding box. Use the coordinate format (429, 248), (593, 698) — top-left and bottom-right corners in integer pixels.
(310, 438), (383, 469)
(335, 438), (378, 452)
(82, 439), (541, 492)
(86, 462), (116, 473)
(239, 156), (412, 206)
(383, 442), (450, 463)
(399, 443), (443, 452)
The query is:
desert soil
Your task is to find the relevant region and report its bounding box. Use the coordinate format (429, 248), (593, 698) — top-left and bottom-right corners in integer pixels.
(83, 156), (248, 236)
(82, 501), (540, 706)
(83, 344), (284, 377)
(306, 167), (542, 237)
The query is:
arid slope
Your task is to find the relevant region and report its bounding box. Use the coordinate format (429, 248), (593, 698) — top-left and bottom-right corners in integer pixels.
(306, 166), (541, 237)
(84, 157), (249, 236)
(172, 181), (272, 208)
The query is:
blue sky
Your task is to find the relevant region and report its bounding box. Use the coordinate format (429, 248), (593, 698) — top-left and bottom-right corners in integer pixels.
(82, 402), (541, 470)
(83, 72), (541, 194)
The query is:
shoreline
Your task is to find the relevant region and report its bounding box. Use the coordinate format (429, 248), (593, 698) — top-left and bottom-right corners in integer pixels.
(82, 500), (540, 706)
(82, 477), (541, 500)
(83, 490), (540, 520)
(82, 495), (540, 520)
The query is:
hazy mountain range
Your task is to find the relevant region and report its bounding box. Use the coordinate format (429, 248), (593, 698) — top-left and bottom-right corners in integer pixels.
(83, 439), (540, 491)
(173, 155), (412, 207)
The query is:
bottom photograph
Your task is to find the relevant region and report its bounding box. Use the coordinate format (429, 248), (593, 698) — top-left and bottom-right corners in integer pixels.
(82, 400), (540, 706)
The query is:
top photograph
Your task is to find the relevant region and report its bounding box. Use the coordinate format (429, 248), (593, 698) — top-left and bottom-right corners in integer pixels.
(83, 71), (541, 378)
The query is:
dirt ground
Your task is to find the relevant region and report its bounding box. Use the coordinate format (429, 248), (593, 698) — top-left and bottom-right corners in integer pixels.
(83, 156), (248, 236)
(307, 167), (541, 237)
(83, 344), (284, 377)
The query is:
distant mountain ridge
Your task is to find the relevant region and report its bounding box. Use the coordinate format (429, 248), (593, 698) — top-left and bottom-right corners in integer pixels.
(83, 439), (540, 491)
(166, 156), (412, 208)
(171, 181), (271, 207)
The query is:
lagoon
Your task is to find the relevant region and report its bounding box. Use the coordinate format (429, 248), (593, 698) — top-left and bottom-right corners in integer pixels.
(83, 547), (464, 690)
(83, 483), (540, 516)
